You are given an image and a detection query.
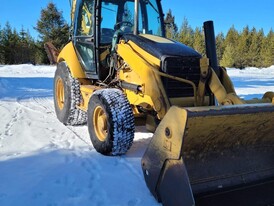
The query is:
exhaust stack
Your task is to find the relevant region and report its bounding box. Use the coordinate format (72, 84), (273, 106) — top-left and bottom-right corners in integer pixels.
(204, 21), (219, 76)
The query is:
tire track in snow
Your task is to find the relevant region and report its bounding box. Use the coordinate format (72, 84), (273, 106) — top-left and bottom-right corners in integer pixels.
(17, 97), (92, 148)
(17, 97), (54, 116)
(33, 97), (55, 115)
(16, 98), (72, 152)
(16, 97), (76, 150)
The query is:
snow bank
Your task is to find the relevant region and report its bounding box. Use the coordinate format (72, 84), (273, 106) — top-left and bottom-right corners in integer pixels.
(0, 64), (55, 78)
(227, 65), (274, 78)
(227, 66), (274, 99)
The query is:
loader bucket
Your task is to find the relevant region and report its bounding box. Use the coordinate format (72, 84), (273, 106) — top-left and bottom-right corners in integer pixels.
(142, 104), (274, 206)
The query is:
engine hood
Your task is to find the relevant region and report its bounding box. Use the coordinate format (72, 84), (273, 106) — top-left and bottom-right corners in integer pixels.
(122, 34), (201, 60)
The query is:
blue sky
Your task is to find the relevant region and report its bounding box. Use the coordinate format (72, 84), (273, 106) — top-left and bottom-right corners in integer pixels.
(0, 0), (273, 39)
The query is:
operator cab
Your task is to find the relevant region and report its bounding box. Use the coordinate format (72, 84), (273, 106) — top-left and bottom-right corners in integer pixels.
(72, 0), (165, 79)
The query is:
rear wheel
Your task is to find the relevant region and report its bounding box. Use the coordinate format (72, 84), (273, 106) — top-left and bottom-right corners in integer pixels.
(88, 89), (135, 155)
(53, 61), (87, 125)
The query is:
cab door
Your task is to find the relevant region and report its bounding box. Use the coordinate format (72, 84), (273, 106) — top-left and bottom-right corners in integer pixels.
(73, 0), (97, 78)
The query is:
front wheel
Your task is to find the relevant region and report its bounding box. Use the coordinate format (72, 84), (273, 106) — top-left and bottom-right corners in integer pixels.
(87, 89), (135, 156)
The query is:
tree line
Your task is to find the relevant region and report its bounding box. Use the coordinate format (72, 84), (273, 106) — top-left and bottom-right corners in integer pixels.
(165, 10), (274, 68)
(0, 3), (69, 65)
(0, 5), (273, 68)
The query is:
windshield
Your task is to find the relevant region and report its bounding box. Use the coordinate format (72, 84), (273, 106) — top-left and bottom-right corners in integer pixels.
(100, 0), (164, 37)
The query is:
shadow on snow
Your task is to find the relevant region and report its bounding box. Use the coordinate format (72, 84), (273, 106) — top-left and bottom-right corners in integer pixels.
(0, 77), (53, 100)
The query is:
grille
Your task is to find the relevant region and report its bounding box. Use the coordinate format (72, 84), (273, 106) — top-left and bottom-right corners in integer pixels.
(161, 56), (201, 98)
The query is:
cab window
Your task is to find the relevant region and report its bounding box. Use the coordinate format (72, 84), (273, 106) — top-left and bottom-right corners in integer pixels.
(100, 2), (118, 44)
(74, 0), (96, 74)
(76, 0), (94, 36)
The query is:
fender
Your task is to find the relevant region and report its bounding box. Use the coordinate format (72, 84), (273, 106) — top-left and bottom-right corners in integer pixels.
(57, 42), (86, 78)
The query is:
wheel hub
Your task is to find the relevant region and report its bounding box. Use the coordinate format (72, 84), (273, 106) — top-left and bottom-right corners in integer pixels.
(93, 106), (108, 141)
(56, 78), (65, 110)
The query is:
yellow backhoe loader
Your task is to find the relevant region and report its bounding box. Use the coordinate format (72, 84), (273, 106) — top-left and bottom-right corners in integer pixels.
(51, 0), (274, 205)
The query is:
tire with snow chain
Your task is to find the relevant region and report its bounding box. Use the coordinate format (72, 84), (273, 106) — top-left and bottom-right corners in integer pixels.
(87, 89), (135, 156)
(53, 61), (87, 125)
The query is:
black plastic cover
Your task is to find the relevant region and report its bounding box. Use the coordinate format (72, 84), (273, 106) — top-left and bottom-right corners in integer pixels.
(123, 34), (201, 60)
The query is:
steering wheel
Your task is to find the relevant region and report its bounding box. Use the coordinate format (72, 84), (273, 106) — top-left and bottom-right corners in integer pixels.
(114, 21), (133, 31)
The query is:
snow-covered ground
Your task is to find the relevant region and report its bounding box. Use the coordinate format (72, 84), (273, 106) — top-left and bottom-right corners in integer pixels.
(0, 64), (274, 206)
(227, 66), (274, 99)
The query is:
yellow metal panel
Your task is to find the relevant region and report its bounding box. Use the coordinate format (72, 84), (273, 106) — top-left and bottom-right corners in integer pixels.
(124, 89), (154, 109)
(78, 85), (101, 111)
(57, 42), (86, 78)
(121, 40), (161, 67)
(117, 41), (170, 119)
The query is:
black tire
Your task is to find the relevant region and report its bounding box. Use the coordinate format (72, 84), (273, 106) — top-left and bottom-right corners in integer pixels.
(87, 89), (135, 155)
(53, 61), (87, 125)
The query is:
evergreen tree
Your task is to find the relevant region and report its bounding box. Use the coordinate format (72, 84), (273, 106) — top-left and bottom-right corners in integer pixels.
(1, 22), (20, 64)
(261, 29), (274, 67)
(221, 26), (239, 67)
(15, 27), (28, 63)
(216, 32), (225, 63)
(236, 26), (251, 68)
(248, 28), (264, 67)
(35, 2), (69, 64)
(164, 9), (178, 40)
(16, 27), (37, 64)
(0, 23), (38, 65)
(178, 17), (194, 47)
(224, 25), (239, 46)
(220, 43), (236, 67)
(192, 27), (205, 55)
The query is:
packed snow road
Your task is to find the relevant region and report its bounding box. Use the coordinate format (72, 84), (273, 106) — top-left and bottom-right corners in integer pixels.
(0, 64), (274, 206)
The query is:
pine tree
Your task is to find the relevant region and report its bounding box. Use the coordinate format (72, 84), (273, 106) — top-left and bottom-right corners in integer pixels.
(164, 9), (178, 40)
(1, 22), (20, 64)
(35, 2), (69, 64)
(248, 28), (264, 67)
(220, 43), (236, 67)
(216, 32), (225, 63)
(221, 26), (239, 67)
(26, 30), (38, 64)
(193, 27), (205, 55)
(178, 17), (194, 47)
(224, 25), (239, 46)
(261, 29), (274, 67)
(16, 27), (28, 63)
(235, 26), (250, 68)
(15, 27), (37, 64)
(0, 23), (39, 65)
